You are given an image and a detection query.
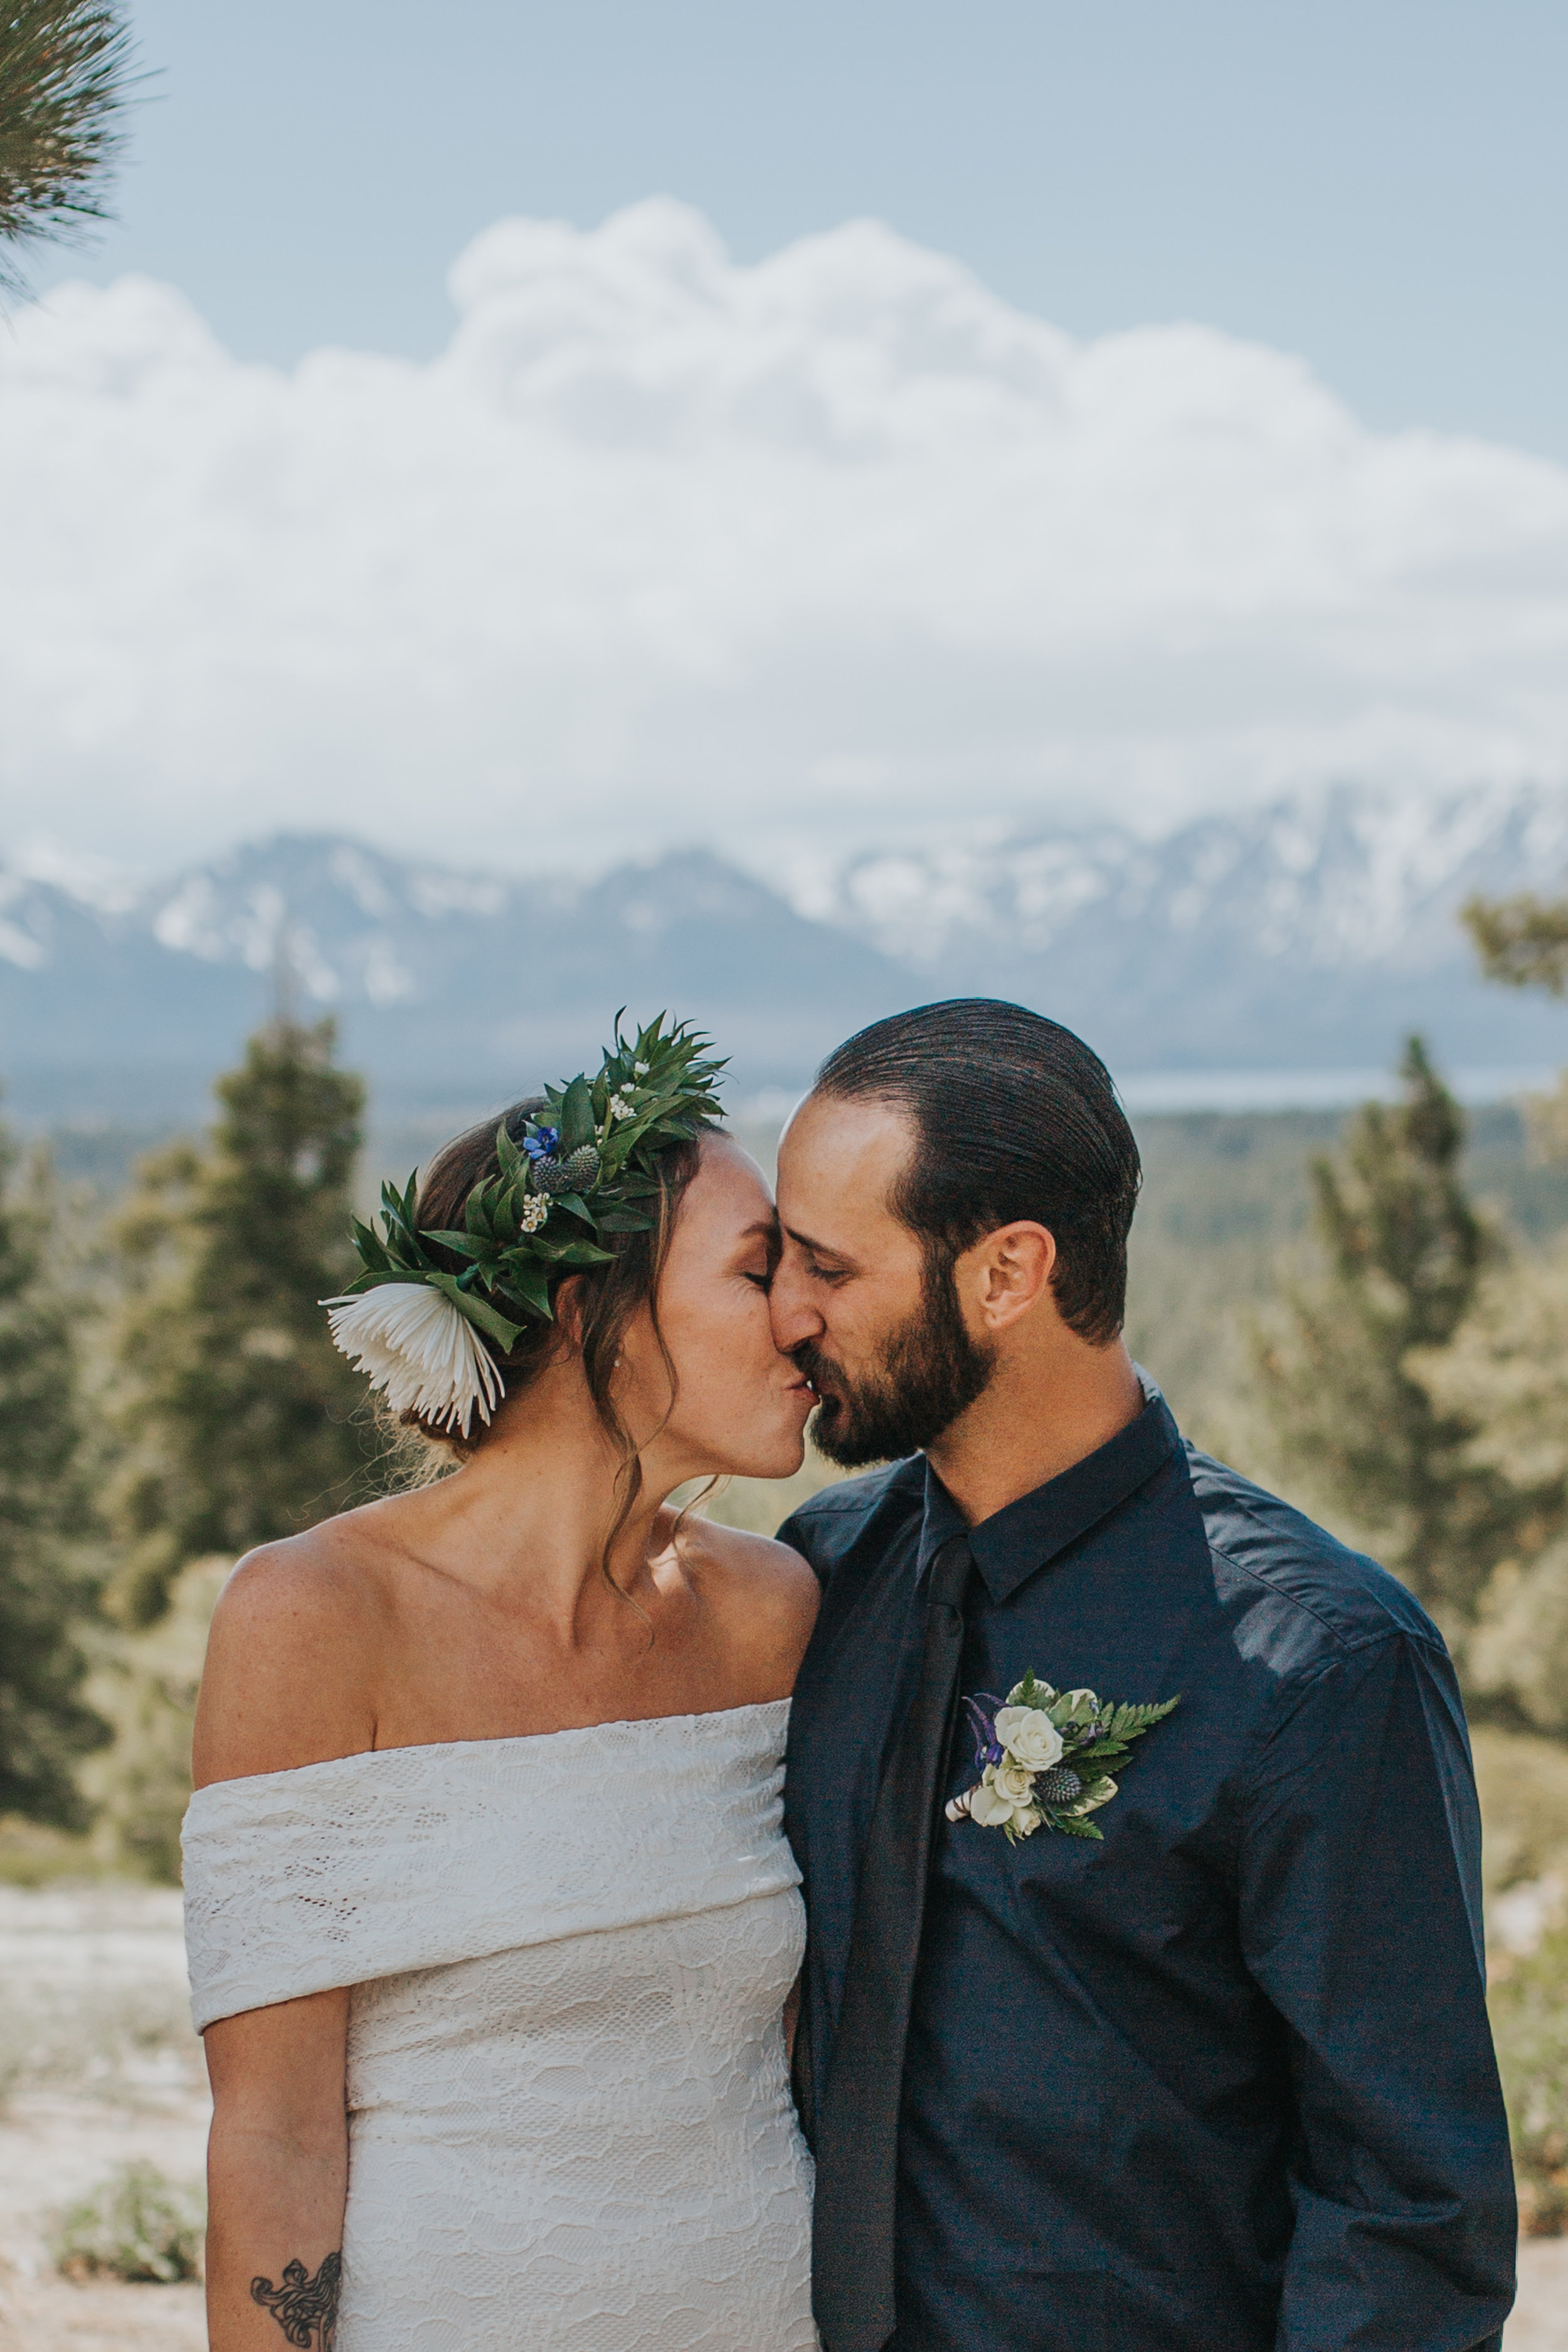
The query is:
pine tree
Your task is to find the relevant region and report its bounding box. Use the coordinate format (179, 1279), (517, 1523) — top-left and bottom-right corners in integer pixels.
(1254, 1037), (1519, 1632)
(106, 1017), (376, 1626)
(1413, 1241), (1568, 1735)
(0, 1), (134, 297)
(1463, 891), (1568, 998)
(0, 1116), (106, 1822)
(1463, 887), (1568, 1162)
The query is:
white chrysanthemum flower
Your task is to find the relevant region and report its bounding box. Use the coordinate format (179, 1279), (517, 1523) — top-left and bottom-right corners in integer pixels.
(320, 1283), (502, 1437)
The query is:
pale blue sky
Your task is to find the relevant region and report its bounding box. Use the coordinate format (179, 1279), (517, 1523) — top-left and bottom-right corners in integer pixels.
(39, 0), (1568, 460)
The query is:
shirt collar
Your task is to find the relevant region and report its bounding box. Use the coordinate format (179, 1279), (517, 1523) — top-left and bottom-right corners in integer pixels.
(918, 1377), (1181, 1605)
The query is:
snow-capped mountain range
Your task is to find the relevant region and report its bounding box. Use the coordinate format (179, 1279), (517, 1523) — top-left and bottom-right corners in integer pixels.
(3, 783), (1565, 1124)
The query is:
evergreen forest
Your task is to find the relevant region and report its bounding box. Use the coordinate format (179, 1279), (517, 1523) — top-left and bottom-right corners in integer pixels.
(5, 945), (1568, 2224)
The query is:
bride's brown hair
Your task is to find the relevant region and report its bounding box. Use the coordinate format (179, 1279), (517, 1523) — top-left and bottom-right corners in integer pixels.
(393, 1096), (705, 1565)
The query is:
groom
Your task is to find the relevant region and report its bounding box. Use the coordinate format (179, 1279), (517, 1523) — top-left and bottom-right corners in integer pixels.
(770, 999), (1515, 2352)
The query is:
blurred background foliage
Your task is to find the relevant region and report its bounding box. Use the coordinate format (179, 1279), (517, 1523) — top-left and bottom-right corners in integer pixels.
(3, 891), (1568, 2220)
(102, 1017), (377, 1628)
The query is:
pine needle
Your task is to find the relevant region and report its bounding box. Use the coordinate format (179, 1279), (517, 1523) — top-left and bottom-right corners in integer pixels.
(0, 1), (136, 295)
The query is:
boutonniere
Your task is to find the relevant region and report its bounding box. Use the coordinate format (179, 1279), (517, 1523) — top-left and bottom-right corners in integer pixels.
(945, 1671), (1180, 1843)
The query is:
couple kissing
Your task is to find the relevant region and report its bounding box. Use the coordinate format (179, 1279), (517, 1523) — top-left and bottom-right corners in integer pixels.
(183, 997), (1516, 2352)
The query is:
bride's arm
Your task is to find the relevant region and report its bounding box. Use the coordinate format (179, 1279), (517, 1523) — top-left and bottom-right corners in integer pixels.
(193, 1537), (376, 2346)
(203, 1989), (351, 2350)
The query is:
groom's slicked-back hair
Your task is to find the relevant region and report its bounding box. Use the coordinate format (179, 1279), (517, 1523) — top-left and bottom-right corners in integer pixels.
(813, 999), (1141, 1345)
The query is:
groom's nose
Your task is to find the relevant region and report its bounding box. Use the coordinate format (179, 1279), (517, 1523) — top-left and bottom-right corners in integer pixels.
(768, 1252), (822, 1353)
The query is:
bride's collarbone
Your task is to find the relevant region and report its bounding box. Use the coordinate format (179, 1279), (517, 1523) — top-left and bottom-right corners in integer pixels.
(195, 1515), (806, 1784)
(366, 1584), (777, 1749)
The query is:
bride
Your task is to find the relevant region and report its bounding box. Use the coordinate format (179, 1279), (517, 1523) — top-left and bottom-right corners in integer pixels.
(183, 1019), (822, 2351)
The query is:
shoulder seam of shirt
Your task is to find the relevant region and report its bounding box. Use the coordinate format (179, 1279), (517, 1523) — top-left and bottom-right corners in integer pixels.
(1239, 1627), (1451, 1789)
(790, 1469), (923, 1517)
(1202, 1530), (1448, 1665)
(789, 1486), (877, 1518)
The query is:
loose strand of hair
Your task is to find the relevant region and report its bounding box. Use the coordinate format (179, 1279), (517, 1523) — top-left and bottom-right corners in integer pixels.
(581, 1153), (694, 1635)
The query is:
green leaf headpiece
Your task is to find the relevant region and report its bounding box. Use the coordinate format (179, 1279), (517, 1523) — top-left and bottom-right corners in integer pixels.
(334, 1012), (726, 1358)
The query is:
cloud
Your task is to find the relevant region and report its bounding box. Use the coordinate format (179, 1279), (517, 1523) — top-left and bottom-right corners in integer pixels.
(3, 196), (1567, 878)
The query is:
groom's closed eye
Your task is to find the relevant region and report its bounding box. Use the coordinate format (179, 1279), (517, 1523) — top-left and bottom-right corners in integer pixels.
(798, 1249), (853, 1286)
(781, 1226), (856, 1285)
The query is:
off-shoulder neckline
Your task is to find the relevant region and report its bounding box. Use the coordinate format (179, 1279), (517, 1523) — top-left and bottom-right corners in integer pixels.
(189, 1695), (792, 1799)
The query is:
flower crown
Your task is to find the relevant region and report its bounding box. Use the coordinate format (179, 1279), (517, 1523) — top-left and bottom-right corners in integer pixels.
(322, 1013), (725, 1436)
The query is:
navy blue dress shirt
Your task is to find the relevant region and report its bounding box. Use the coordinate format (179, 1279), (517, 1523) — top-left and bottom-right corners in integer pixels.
(780, 1387), (1517, 2352)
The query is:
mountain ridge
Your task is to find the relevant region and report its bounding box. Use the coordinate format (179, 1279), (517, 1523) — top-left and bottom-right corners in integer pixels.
(3, 783), (1565, 1121)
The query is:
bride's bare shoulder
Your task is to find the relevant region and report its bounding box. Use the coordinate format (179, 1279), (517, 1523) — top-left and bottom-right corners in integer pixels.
(192, 1497), (411, 1788)
(662, 1511), (820, 1682)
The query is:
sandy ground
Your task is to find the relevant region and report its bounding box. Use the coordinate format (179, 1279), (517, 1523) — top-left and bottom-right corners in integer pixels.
(0, 1885), (208, 2350)
(1, 1885), (1565, 2349)
(0, 2096), (208, 2349)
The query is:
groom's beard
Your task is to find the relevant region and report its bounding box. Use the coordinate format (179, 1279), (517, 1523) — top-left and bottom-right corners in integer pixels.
(795, 1255), (998, 1468)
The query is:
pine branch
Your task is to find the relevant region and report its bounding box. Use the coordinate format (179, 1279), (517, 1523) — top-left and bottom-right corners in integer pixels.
(1462, 891), (1568, 999)
(0, 0), (136, 295)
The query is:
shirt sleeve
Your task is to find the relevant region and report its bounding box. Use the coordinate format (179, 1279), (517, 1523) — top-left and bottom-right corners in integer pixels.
(1237, 1631), (1516, 2352)
(774, 1502), (813, 1562)
(775, 1501), (829, 1581)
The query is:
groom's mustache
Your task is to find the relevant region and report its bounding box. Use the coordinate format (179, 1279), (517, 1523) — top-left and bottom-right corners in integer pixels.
(788, 1340), (845, 1406)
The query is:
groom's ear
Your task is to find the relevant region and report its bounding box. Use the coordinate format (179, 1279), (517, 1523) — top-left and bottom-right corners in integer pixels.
(963, 1222), (1057, 1334)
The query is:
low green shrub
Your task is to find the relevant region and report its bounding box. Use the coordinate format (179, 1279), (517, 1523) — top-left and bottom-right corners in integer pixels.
(50, 2159), (205, 2283)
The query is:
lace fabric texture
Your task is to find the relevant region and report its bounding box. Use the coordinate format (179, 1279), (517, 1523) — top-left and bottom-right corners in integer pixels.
(183, 1701), (818, 2351)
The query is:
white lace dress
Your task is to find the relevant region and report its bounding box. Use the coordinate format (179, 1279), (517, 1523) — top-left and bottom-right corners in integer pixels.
(183, 1701), (817, 2351)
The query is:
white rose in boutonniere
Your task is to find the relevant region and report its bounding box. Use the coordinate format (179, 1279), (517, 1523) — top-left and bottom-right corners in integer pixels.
(993, 1707), (1065, 1772)
(965, 1761), (1042, 1836)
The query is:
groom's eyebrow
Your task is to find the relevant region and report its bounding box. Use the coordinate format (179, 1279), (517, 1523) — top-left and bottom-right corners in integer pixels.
(782, 1222), (856, 1268)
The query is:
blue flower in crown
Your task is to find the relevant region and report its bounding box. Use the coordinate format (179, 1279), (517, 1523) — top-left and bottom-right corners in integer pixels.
(320, 1012), (727, 1434)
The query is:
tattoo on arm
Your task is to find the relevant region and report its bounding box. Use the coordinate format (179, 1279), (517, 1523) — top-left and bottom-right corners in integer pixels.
(251, 2251), (342, 2349)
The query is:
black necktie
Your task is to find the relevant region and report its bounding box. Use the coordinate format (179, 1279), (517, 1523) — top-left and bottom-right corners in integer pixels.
(810, 1533), (972, 2352)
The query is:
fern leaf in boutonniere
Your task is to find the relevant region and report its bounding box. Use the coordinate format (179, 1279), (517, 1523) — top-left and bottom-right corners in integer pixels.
(945, 1675), (1180, 1843)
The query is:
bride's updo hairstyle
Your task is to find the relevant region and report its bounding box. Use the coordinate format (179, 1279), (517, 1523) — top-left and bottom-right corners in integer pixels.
(325, 1018), (729, 1570)
(403, 1094), (702, 1468)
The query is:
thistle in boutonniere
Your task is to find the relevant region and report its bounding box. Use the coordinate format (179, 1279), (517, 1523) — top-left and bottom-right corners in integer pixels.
(945, 1671), (1179, 1843)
